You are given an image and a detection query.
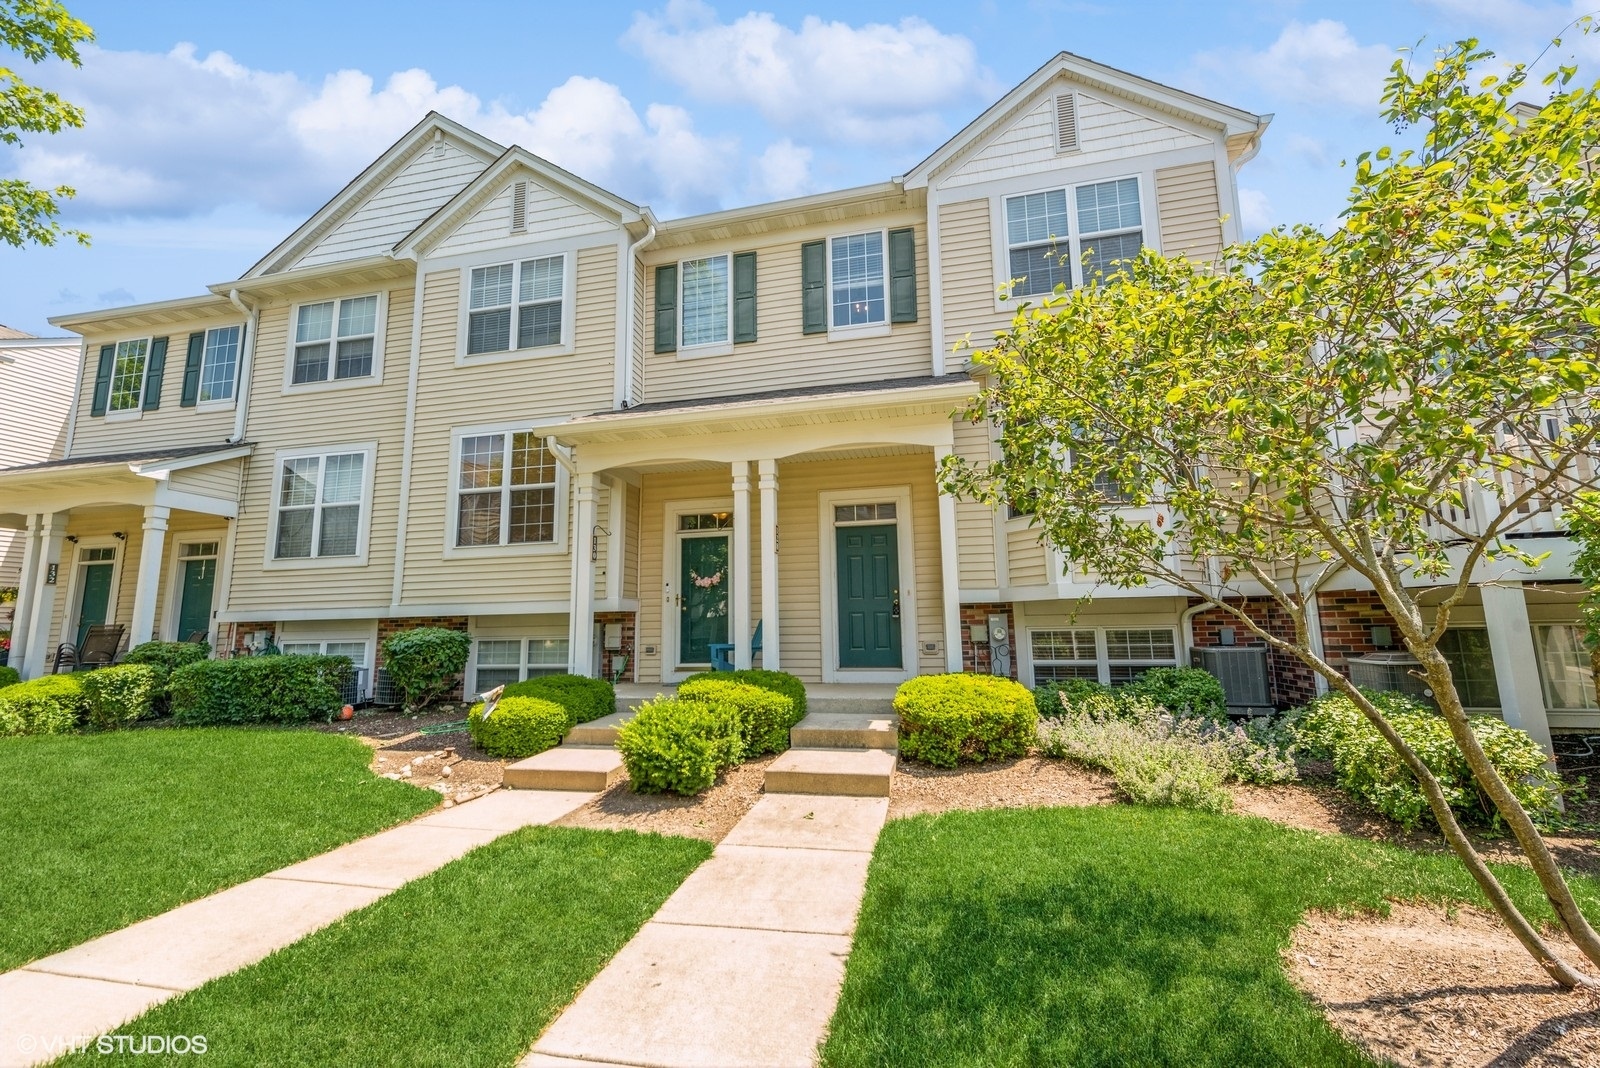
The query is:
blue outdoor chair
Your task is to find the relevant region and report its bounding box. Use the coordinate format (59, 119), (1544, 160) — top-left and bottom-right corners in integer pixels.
(709, 620), (763, 672)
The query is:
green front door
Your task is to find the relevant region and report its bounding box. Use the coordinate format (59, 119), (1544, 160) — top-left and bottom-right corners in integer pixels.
(74, 563), (114, 648)
(679, 534), (730, 665)
(176, 557), (216, 642)
(836, 523), (901, 669)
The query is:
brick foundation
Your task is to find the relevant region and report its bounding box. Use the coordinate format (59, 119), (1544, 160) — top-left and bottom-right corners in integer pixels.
(217, 621), (278, 657)
(1315, 590), (1404, 674)
(1189, 599), (1316, 709)
(594, 611), (637, 683)
(959, 602), (1018, 679)
(377, 616), (470, 701)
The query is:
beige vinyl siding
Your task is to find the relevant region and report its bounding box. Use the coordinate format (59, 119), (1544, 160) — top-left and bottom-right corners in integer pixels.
(69, 316), (246, 456)
(1156, 161), (1224, 263)
(397, 247), (618, 607)
(296, 141), (489, 269)
(1007, 524), (1050, 586)
(224, 283), (414, 616)
(430, 179), (613, 259)
(594, 481), (613, 596)
(630, 258), (645, 405)
(622, 482), (640, 601)
(167, 459), (244, 503)
(0, 342), (74, 467)
(640, 216), (932, 406)
(952, 419), (998, 588)
(942, 89), (1211, 190)
(939, 198), (1012, 354)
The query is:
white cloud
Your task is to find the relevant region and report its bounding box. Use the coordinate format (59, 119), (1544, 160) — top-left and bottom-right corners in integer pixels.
(1195, 20), (1397, 112)
(3, 44), (741, 219)
(749, 139), (813, 201)
(623, 1), (996, 145)
(1283, 134), (1329, 168)
(1237, 188), (1274, 234)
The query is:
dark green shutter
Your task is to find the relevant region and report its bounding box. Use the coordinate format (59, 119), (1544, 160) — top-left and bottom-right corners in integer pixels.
(142, 336), (168, 410)
(732, 251), (757, 343)
(180, 332), (205, 407)
(654, 264), (678, 353)
(90, 345), (115, 417)
(801, 240), (826, 335)
(889, 227), (918, 323)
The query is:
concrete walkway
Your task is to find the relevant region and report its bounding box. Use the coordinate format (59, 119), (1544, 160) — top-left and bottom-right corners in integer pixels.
(0, 789), (593, 1068)
(524, 792), (889, 1068)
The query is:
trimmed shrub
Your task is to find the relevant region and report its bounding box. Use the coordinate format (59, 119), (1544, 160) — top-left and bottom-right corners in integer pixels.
(504, 674), (615, 727)
(681, 668), (807, 719)
(120, 641), (209, 716)
(895, 674), (1038, 768)
(1120, 666), (1228, 722)
(169, 655), (352, 726)
(0, 674), (87, 736)
(0, 666), (19, 689)
(380, 627), (471, 711)
(1031, 677), (1109, 717)
(677, 677), (799, 755)
(1288, 688), (1561, 829)
(82, 664), (160, 730)
(467, 695), (569, 758)
(616, 696), (744, 795)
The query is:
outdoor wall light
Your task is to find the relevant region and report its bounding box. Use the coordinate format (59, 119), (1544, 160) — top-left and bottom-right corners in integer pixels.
(112, 531), (126, 541)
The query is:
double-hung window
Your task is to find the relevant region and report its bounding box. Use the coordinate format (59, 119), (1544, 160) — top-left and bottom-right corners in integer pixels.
(830, 231), (886, 329)
(1027, 626), (1177, 685)
(1030, 629), (1100, 682)
(1535, 624), (1598, 711)
(108, 339), (150, 413)
(1004, 176), (1144, 297)
(473, 637), (570, 691)
(1437, 628), (1501, 708)
(273, 450), (369, 560)
(680, 255), (730, 349)
(454, 431), (560, 548)
(198, 326), (241, 403)
(1105, 627), (1177, 683)
(280, 639), (368, 663)
(293, 296), (378, 384)
(467, 255), (565, 355)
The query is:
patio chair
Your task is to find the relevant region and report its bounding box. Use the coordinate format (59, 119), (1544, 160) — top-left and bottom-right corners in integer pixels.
(53, 623), (125, 673)
(709, 620), (762, 672)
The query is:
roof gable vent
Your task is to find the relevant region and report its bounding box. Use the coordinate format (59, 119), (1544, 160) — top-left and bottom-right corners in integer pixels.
(510, 180), (527, 233)
(1054, 92), (1079, 153)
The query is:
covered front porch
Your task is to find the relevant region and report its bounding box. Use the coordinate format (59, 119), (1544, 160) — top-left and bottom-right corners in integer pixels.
(552, 376), (976, 686)
(0, 445), (248, 678)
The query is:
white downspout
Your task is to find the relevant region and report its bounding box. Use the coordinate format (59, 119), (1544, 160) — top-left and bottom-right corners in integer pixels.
(226, 289), (259, 444)
(618, 221), (656, 408)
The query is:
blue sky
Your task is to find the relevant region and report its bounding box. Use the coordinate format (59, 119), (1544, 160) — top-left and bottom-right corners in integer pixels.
(2, 0), (1594, 336)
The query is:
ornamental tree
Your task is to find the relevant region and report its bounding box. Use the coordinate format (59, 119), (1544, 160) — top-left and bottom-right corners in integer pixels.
(944, 40), (1600, 987)
(1, 0), (92, 248)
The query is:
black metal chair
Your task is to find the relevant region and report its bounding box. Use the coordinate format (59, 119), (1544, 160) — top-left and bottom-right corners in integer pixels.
(53, 623), (126, 673)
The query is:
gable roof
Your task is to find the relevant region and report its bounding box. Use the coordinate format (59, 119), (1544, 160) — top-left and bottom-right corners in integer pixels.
(899, 51), (1271, 189)
(244, 112), (504, 278)
(393, 145), (645, 258)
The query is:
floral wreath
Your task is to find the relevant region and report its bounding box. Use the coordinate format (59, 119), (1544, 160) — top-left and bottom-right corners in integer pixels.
(688, 569), (723, 589)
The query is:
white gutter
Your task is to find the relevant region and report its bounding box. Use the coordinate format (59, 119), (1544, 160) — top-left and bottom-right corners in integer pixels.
(544, 437), (576, 474)
(226, 289), (259, 444)
(618, 220), (657, 407)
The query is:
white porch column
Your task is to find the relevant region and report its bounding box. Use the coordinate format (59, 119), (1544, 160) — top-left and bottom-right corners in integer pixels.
(1481, 581), (1554, 754)
(21, 512), (68, 678)
(758, 458), (780, 670)
(128, 504), (170, 647)
(731, 461), (753, 670)
(934, 443), (963, 673)
(570, 472), (599, 677)
(8, 515), (42, 675)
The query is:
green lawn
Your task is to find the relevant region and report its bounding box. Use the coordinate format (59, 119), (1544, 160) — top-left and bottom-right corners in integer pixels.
(61, 827), (712, 1068)
(821, 806), (1600, 1068)
(0, 728), (437, 970)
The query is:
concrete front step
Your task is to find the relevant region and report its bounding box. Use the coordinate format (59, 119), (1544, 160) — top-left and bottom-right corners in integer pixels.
(764, 748), (895, 797)
(790, 712), (898, 751)
(505, 746), (625, 791)
(564, 711), (632, 747)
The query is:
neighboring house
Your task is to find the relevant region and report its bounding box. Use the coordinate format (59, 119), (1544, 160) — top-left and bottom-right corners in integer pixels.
(0, 52), (1591, 744)
(0, 326), (77, 642)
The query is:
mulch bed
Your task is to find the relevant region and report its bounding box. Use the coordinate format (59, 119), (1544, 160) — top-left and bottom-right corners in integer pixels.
(313, 704), (504, 807)
(552, 755), (777, 842)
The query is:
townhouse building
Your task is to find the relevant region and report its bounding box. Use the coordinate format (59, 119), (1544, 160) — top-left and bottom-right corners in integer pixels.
(0, 53), (1592, 747)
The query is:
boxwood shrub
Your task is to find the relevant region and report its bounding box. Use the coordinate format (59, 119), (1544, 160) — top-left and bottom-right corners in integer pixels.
(380, 627), (471, 710)
(0, 674), (87, 736)
(120, 641), (209, 715)
(82, 664), (160, 730)
(681, 668), (806, 719)
(169, 655), (352, 725)
(0, 666), (19, 690)
(677, 676), (799, 755)
(616, 696), (743, 795)
(1119, 666), (1228, 721)
(504, 674), (615, 727)
(895, 673), (1038, 768)
(1031, 677), (1109, 717)
(467, 694), (569, 758)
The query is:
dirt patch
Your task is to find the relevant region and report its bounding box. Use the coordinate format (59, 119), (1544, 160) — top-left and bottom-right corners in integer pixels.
(890, 754), (1118, 819)
(552, 755), (775, 843)
(314, 705), (506, 806)
(1287, 902), (1600, 1067)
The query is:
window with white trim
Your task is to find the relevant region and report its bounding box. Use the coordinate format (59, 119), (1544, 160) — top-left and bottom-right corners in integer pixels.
(274, 451), (367, 559)
(1004, 176), (1144, 297)
(1535, 624), (1598, 711)
(293, 296), (378, 384)
(454, 431), (559, 547)
(830, 231), (885, 328)
(473, 637), (570, 691)
(680, 254), (730, 348)
(467, 255), (565, 355)
(199, 326), (241, 403)
(1104, 627), (1176, 683)
(280, 640), (368, 662)
(108, 338), (150, 412)
(1030, 629), (1099, 682)
(1030, 626), (1178, 685)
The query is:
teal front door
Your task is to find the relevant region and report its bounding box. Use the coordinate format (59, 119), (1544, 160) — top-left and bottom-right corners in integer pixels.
(74, 562), (114, 648)
(678, 534), (730, 665)
(176, 556), (216, 642)
(836, 523), (901, 669)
